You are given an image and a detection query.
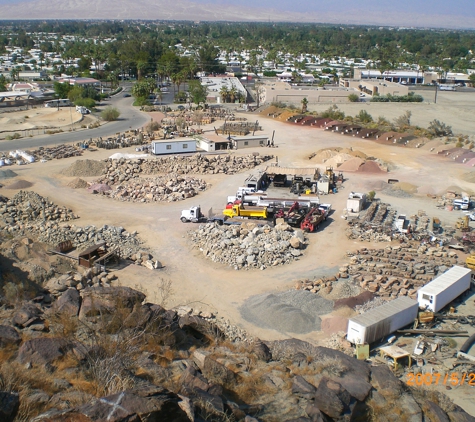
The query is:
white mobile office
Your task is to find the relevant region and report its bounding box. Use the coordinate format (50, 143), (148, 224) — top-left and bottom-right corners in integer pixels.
(151, 139), (196, 155)
(347, 296), (418, 345)
(417, 266), (471, 312)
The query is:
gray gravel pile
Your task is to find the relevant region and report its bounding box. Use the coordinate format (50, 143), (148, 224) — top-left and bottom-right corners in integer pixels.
(240, 290), (334, 334)
(0, 169), (18, 179)
(106, 175), (208, 203)
(0, 190), (78, 228)
(95, 154), (274, 185)
(188, 221), (306, 270)
(381, 186), (413, 198)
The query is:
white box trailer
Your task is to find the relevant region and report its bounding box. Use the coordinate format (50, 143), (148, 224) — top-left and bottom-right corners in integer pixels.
(347, 296), (418, 345)
(417, 266), (471, 312)
(151, 139), (196, 155)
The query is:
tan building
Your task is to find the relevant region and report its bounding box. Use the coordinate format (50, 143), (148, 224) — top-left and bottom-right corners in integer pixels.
(340, 79), (408, 97)
(264, 81), (351, 104)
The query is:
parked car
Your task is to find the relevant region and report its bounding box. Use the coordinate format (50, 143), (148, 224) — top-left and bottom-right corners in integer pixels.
(177, 105), (185, 110)
(123, 93), (131, 97)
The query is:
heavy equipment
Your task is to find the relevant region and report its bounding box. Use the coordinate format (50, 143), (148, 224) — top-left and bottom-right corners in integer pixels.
(300, 207), (325, 232)
(274, 202), (306, 227)
(455, 215), (470, 232)
(223, 204), (267, 219)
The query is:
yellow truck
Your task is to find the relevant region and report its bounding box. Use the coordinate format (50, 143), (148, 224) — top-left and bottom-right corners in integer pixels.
(223, 204), (267, 219)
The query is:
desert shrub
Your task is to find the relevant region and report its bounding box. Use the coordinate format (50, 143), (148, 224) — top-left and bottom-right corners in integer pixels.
(357, 109), (373, 123)
(5, 133), (21, 140)
(101, 106), (120, 122)
(428, 119), (453, 137)
(348, 93), (359, 102)
(394, 110), (412, 128)
(145, 121), (161, 132)
(270, 101), (287, 108)
(321, 105), (345, 120)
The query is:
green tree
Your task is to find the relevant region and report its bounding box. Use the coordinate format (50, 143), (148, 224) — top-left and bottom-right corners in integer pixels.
(357, 110), (373, 123)
(469, 74), (475, 86)
(188, 80), (207, 106)
(0, 75), (7, 92)
(348, 93), (359, 102)
(54, 81), (72, 99)
(301, 97), (308, 113)
(101, 106), (120, 121)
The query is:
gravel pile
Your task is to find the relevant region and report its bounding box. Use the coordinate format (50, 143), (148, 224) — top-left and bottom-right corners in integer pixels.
(106, 175), (208, 203)
(67, 178), (89, 189)
(381, 186), (413, 198)
(240, 290), (334, 334)
(61, 159), (107, 177)
(0, 169), (18, 179)
(96, 154), (274, 185)
(0, 190), (77, 228)
(188, 222), (306, 270)
(5, 180), (34, 189)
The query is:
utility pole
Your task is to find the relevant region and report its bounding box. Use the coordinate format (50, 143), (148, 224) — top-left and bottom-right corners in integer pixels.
(434, 83), (438, 104)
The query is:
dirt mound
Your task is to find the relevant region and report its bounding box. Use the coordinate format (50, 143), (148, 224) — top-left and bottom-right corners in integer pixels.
(5, 179), (33, 189)
(0, 169), (18, 179)
(61, 159), (107, 177)
(358, 160), (386, 173)
(337, 157), (364, 172)
(392, 182), (418, 193)
(67, 178), (89, 189)
(321, 316), (350, 335)
(325, 153), (354, 168)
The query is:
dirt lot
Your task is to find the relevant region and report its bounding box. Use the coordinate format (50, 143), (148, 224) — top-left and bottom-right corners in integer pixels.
(2, 94), (475, 414)
(0, 107), (95, 139)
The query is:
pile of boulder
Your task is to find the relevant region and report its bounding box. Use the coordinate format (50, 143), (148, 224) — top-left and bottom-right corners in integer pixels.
(106, 175), (209, 203)
(0, 190), (78, 231)
(95, 154), (274, 185)
(188, 221), (306, 270)
(346, 202), (397, 242)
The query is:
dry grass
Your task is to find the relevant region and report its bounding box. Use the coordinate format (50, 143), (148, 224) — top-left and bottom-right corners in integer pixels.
(234, 369), (276, 403)
(313, 356), (347, 377)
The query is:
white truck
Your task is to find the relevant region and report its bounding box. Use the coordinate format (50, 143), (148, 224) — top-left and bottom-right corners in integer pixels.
(417, 266), (472, 312)
(181, 206), (206, 223)
(318, 204), (332, 220)
(453, 197), (470, 210)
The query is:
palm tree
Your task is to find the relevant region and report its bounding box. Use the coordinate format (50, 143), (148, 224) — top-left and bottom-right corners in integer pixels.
(229, 85), (237, 103)
(220, 85), (229, 103)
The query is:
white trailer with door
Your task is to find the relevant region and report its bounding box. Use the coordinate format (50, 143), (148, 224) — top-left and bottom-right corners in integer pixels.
(417, 266), (471, 312)
(151, 139), (196, 155)
(347, 296), (418, 345)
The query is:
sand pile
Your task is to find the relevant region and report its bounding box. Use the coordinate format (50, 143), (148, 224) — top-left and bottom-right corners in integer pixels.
(61, 159), (107, 177)
(312, 149), (339, 163)
(68, 178), (89, 189)
(462, 172), (475, 183)
(337, 157), (364, 172)
(5, 180), (33, 189)
(392, 182), (418, 194)
(240, 290), (334, 334)
(321, 316), (350, 335)
(325, 153), (354, 168)
(0, 169), (18, 179)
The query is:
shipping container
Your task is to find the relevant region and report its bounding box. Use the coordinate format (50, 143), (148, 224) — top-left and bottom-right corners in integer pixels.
(151, 139), (196, 155)
(417, 266), (471, 312)
(347, 296), (418, 345)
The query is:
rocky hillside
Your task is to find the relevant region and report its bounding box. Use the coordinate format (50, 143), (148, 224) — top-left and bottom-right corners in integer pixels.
(0, 242), (474, 421)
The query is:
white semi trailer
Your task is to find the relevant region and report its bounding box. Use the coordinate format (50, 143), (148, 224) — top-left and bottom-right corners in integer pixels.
(347, 296), (419, 345)
(417, 266), (472, 312)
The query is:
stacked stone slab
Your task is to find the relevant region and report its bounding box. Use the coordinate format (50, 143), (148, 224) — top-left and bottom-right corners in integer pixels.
(106, 175), (208, 203)
(188, 222), (306, 270)
(95, 154), (274, 185)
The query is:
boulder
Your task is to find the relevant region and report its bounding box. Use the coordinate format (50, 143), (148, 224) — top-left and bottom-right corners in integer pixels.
(290, 237), (302, 249)
(0, 392), (19, 422)
(79, 286), (145, 320)
(421, 401), (450, 422)
(12, 303), (42, 328)
(180, 367), (209, 392)
(178, 314), (222, 341)
(305, 403), (326, 422)
(17, 338), (86, 366)
(292, 375), (317, 399)
(202, 356), (235, 386)
(0, 325), (21, 347)
(370, 365), (403, 397)
(338, 373), (372, 401)
(251, 339), (272, 362)
(32, 386), (189, 422)
(314, 377), (351, 419)
(53, 288), (81, 317)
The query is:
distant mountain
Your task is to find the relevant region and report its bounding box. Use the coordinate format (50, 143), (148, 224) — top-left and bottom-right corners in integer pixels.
(0, 0), (474, 29)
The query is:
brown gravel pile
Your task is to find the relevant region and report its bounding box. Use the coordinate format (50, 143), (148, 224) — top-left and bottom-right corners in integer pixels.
(67, 178), (88, 189)
(5, 179), (33, 189)
(61, 159), (107, 177)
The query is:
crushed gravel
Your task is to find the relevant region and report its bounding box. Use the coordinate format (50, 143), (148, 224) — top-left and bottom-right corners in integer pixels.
(0, 169), (18, 179)
(240, 290), (333, 334)
(61, 159), (107, 177)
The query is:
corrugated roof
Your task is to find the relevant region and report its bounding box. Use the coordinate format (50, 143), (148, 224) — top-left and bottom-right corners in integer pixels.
(265, 166), (318, 176)
(348, 296), (418, 328)
(418, 266), (471, 296)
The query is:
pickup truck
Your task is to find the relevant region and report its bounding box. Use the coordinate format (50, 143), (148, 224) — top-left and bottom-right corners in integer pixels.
(318, 204), (332, 220)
